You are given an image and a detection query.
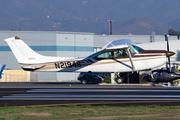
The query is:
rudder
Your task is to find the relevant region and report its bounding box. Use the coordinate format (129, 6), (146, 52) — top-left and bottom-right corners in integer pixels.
(4, 36), (43, 64)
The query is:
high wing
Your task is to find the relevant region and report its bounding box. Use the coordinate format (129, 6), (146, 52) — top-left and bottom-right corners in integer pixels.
(0, 64), (6, 79)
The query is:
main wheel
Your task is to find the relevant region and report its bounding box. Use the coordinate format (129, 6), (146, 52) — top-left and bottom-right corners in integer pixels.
(116, 77), (123, 84)
(81, 80), (87, 84)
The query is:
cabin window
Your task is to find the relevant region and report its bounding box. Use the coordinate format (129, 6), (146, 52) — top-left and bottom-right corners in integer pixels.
(97, 51), (112, 59)
(114, 49), (128, 58)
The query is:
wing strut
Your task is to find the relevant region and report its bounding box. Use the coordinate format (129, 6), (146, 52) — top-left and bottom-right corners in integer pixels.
(127, 48), (135, 71)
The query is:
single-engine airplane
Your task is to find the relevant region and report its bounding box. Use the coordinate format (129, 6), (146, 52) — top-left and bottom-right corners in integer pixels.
(5, 36), (175, 84)
(0, 64), (6, 79)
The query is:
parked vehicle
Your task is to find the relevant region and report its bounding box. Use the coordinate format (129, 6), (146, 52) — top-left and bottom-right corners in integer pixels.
(77, 73), (104, 84)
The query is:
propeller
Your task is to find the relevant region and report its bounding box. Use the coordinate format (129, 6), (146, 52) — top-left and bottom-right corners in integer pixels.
(165, 35), (171, 72)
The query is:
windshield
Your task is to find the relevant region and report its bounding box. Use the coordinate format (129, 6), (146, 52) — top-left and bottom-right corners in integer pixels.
(132, 45), (143, 52)
(129, 45), (144, 55)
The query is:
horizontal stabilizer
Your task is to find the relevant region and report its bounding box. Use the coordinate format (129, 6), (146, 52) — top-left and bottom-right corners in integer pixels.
(22, 65), (45, 71)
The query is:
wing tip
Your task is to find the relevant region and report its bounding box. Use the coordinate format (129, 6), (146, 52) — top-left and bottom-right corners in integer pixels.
(4, 36), (21, 42)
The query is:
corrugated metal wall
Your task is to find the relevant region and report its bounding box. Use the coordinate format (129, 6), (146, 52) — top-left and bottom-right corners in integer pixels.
(1, 70), (30, 82)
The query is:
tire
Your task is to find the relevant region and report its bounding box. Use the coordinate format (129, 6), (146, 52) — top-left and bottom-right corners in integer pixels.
(116, 77), (123, 84)
(170, 81), (174, 86)
(81, 80), (87, 84)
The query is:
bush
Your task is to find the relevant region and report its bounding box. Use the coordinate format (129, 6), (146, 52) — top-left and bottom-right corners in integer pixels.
(104, 76), (111, 83)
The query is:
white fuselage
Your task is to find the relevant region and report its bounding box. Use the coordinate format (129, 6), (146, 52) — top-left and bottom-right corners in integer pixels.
(36, 55), (166, 73)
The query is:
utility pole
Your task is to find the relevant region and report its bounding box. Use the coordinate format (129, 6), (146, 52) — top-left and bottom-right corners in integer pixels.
(107, 19), (113, 35)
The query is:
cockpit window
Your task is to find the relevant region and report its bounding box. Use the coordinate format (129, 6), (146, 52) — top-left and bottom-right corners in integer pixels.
(114, 49), (128, 58)
(96, 49), (128, 59)
(97, 51), (112, 59)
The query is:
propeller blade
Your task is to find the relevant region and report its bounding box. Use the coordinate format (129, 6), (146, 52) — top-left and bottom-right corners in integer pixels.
(165, 35), (169, 51)
(165, 35), (171, 71)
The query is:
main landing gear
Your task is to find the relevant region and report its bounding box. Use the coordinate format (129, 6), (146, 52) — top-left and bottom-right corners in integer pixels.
(114, 72), (139, 84)
(116, 77), (124, 84)
(115, 73), (124, 84)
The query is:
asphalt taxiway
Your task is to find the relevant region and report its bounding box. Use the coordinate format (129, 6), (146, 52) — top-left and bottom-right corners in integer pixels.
(1, 82), (180, 107)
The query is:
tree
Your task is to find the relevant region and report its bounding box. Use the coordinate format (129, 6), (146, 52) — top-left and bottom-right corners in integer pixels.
(168, 29), (180, 36)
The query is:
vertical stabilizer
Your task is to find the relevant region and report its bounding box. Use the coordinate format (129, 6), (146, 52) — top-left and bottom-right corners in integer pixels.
(4, 36), (44, 64)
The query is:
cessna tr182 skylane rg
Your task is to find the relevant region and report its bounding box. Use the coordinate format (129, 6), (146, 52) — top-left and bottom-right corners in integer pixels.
(5, 36), (175, 84)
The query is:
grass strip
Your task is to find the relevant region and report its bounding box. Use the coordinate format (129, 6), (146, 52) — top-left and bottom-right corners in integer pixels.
(0, 105), (180, 120)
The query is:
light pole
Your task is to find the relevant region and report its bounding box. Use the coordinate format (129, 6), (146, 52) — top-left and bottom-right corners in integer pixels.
(107, 19), (113, 35)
